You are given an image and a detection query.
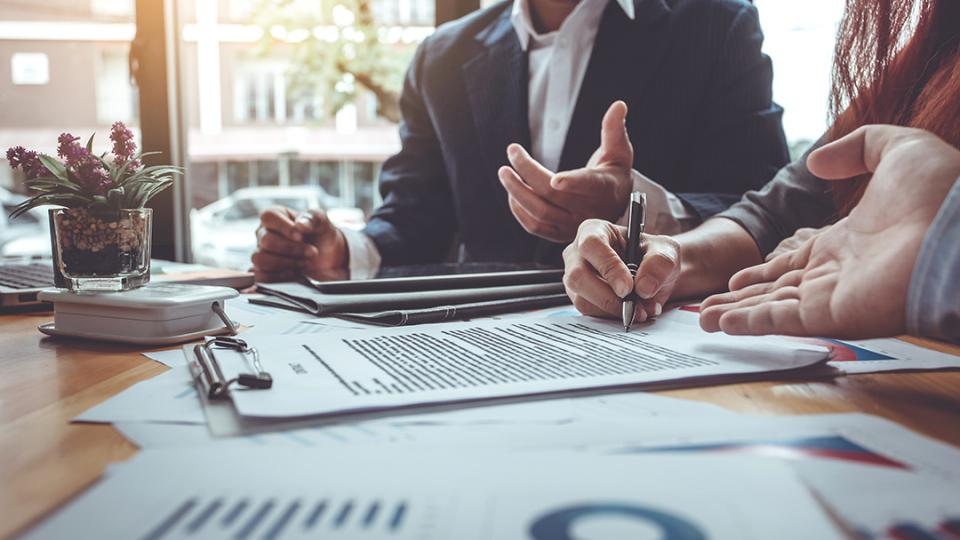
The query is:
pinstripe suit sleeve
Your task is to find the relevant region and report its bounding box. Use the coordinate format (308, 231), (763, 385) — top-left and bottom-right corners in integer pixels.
(714, 138), (838, 256)
(907, 178), (960, 343)
(362, 37), (458, 266)
(674, 2), (790, 222)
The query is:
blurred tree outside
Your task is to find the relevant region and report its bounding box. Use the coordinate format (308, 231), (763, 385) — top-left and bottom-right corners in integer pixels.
(251, 0), (426, 124)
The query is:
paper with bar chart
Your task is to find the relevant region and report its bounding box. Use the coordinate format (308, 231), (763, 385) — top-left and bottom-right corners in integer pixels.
(389, 413), (960, 483)
(207, 314), (827, 418)
(22, 450), (843, 540)
(800, 466), (960, 540)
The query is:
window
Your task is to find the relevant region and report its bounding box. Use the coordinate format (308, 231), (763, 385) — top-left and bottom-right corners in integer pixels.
(754, 0), (846, 157)
(0, 0), (467, 262)
(0, 0), (138, 257)
(179, 0), (434, 269)
(96, 49), (137, 124)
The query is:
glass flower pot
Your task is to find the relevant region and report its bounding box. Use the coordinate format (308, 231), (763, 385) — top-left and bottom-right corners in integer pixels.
(50, 208), (152, 292)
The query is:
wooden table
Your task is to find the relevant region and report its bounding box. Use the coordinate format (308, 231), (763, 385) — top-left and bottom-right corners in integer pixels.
(2, 310), (960, 539)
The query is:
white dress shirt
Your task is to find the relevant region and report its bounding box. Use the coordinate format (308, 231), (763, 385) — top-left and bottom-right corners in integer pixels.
(344, 0), (696, 275)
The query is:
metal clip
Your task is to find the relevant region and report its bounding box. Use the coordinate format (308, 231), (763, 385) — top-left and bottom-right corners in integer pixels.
(190, 336), (273, 400)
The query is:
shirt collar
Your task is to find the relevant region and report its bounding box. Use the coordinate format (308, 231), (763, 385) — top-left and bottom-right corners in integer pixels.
(511, 0), (636, 51)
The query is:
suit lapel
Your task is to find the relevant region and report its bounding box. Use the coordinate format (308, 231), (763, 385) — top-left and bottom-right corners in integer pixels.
(461, 9), (531, 245)
(559, 0), (672, 171)
(462, 12), (531, 181)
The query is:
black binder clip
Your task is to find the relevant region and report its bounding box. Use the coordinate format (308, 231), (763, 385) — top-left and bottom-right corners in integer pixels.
(191, 336), (273, 399)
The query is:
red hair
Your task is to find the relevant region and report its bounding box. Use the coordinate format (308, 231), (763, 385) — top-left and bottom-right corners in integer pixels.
(827, 0), (960, 213)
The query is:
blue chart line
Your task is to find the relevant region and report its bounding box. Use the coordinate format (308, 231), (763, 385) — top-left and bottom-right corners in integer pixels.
(185, 498), (223, 533)
(303, 501), (328, 529)
(333, 500), (355, 528)
(141, 499), (197, 540)
(221, 499), (249, 527)
(363, 501), (381, 528)
(263, 501), (301, 540)
(390, 502), (408, 531)
(235, 500), (275, 540)
(529, 503), (706, 540)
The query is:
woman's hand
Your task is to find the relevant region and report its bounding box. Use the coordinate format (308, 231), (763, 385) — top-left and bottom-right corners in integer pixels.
(698, 125), (960, 338)
(766, 226), (829, 261)
(562, 219), (681, 321)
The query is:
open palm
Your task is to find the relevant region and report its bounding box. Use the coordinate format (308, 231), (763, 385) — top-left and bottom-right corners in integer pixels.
(700, 126), (960, 338)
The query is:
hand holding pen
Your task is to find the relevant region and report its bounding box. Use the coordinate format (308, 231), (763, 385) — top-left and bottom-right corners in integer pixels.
(561, 194), (682, 325)
(621, 192), (646, 331)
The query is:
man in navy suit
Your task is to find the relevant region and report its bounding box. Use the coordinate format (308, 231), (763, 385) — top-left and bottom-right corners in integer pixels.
(252, 0), (788, 281)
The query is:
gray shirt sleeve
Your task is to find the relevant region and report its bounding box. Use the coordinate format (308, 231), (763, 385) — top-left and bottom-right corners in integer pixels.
(713, 138), (838, 256)
(906, 178), (960, 343)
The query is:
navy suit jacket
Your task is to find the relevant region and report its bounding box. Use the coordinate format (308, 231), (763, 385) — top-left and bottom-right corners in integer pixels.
(364, 0), (789, 266)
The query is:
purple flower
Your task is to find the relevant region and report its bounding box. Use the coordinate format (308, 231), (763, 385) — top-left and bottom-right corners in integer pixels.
(5, 146), (48, 179)
(57, 133), (87, 169)
(110, 122), (141, 170)
(75, 160), (112, 193)
(55, 132), (113, 195)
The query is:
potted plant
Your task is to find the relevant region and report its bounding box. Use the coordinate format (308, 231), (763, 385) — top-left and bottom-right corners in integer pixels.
(5, 123), (180, 291)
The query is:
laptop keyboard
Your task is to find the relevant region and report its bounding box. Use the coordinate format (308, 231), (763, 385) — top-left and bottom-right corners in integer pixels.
(0, 263), (54, 289)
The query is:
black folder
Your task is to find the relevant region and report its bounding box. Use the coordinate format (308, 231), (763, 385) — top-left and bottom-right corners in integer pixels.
(253, 281), (567, 317)
(307, 268), (564, 294)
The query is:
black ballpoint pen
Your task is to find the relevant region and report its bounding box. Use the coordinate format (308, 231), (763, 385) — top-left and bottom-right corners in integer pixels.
(622, 192), (647, 332)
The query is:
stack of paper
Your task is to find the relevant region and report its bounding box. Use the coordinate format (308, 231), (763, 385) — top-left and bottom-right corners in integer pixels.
(24, 451), (844, 539)
(44, 300), (960, 539)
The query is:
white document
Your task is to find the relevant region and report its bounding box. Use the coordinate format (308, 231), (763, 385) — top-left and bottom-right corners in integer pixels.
(224, 296), (293, 326)
(801, 467), (960, 538)
(226, 295), (367, 334)
(666, 308), (960, 374)
(397, 413), (960, 479)
(211, 314), (827, 418)
(814, 335), (960, 374)
(143, 349), (189, 367)
(23, 450), (843, 540)
(74, 365), (205, 425)
(116, 391), (732, 447)
(114, 421), (419, 449)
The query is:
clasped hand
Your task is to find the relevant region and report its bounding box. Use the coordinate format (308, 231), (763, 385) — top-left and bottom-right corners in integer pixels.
(251, 207), (348, 282)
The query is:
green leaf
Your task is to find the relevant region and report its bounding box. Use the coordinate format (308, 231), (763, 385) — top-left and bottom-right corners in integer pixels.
(86, 133), (95, 153)
(8, 194), (79, 219)
(138, 179), (173, 207)
(26, 179), (85, 194)
(38, 155), (69, 182)
(111, 158), (134, 185)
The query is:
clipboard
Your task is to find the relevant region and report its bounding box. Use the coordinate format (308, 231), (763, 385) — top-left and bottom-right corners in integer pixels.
(189, 336), (273, 399)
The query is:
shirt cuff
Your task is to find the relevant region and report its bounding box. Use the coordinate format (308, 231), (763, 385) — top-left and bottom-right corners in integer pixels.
(616, 170), (700, 234)
(906, 178), (960, 342)
(341, 227), (382, 280)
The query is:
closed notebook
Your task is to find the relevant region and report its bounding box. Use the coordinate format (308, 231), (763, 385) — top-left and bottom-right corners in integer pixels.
(253, 282), (567, 316)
